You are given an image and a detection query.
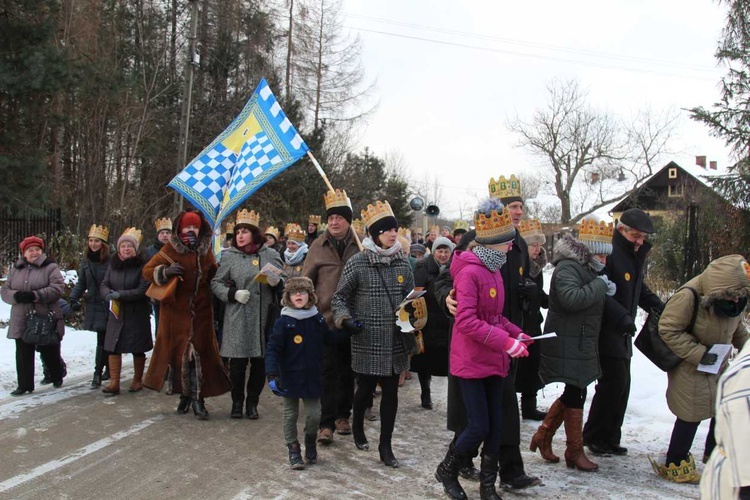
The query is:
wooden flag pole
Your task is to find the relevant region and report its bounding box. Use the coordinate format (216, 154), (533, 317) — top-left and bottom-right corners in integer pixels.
(307, 151), (363, 251)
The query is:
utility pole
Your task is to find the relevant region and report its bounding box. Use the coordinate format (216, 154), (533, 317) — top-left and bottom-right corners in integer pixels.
(175, 0), (199, 212)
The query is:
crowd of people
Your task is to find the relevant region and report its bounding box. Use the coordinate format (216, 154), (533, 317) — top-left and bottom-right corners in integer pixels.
(2, 174), (749, 499)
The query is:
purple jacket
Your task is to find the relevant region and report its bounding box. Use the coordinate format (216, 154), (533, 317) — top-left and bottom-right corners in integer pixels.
(449, 250), (523, 379)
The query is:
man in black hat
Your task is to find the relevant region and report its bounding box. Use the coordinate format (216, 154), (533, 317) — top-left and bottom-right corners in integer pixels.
(583, 208), (665, 456)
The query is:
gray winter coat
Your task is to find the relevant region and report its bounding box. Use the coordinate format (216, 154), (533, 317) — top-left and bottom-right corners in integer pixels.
(101, 254), (153, 354)
(1, 254), (65, 340)
(332, 248), (413, 377)
(69, 254), (109, 331)
(211, 246), (283, 358)
(540, 235), (608, 389)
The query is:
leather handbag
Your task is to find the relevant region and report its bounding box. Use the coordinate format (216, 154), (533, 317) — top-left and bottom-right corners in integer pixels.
(22, 309), (60, 346)
(145, 251), (179, 304)
(634, 286), (699, 372)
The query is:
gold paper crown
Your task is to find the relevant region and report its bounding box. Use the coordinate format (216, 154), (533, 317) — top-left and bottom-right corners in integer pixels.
(361, 200), (395, 228)
(121, 227), (143, 244)
(154, 217), (172, 232)
(577, 219), (614, 243)
(489, 174), (523, 200)
(265, 226), (280, 240)
(398, 227), (410, 237)
(454, 220), (470, 231)
(474, 208), (515, 243)
(285, 223), (306, 242)
(308, 215), (322, 225)
(235, 209), (260, 228)
(323, 189), (352, 210)
(351, 218), (365, 234)
(225, 221), (236, 234)
(429, 225), (440, 234)
(88, 224), (110, 242)
(518, 219), (543, 238)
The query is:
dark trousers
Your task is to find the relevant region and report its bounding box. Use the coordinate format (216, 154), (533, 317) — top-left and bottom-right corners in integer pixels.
(229, 357), (265, 404)
(499, 363), (526, 481)
(666, 417), (716, 466)
(95, 330), (107, 372)
(16, 339), (62, 390)
(560, 385), (587, 409)
(319, 340), (354, 430)
(455, 376), (504, 456)
(583, 356), (631, 447)
(353, 373), (399, 444)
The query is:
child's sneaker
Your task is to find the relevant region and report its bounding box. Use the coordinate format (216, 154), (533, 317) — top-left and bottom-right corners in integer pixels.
(288, 441), (305, 470)
(304, 434), (318, 464)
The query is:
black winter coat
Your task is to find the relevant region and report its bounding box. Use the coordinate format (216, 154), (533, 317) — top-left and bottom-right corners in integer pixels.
(410, 256), (450, 376)
(101, 254), (153, 354)
(516, 248), (549, 394)
(69, 253), (109, 331)
(599, 230), (664, 359)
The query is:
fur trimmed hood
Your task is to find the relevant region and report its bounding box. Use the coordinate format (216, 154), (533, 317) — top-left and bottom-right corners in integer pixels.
(552, 234), (598, 272)
(690, 254), (750, 308)
(169, 210), (213, 255)
(529, 246), (547, 278)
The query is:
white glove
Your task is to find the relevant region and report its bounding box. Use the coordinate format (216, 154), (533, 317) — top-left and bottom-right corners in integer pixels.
(234, 289), (251, 304)
(596, 276), (617, 297)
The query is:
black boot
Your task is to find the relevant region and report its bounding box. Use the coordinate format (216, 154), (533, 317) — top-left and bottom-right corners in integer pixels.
(521, 395), (547, 421)
(90, 371), (102, 388)
(459, 456), (480, 481)
(379, 442), (399, 468)
(304, 434), (318, 464)
(435, 443), (468, 500)
(101, 365), (111, 381)
(91, 346), (105, 388)
(192, 398), (209, 420)
(41, 358), (52, 385)
(479, 453), (502, 500)
(230, 400), (243, 419)
(245, 401), (259, 419)
(288, 441), (305, 470)
(177, 395), (191, 414)
(419, 373), (433, 409)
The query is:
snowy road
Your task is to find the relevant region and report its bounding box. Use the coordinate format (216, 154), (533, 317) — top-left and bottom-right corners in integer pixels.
(0, 369), (704, 499)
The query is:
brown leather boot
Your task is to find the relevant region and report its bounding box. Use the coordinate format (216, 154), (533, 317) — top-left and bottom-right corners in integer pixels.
(530, 398), (565, 463)
(128, 355), (146, 392)
(563, 408), (599, 472)
(102, 354), (122, 396)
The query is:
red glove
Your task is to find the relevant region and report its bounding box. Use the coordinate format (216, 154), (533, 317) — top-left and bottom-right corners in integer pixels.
(517, 333), (534, 345)
(504, 337), (529, 358)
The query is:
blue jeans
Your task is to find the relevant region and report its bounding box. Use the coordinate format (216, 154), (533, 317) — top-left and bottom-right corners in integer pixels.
(455, 375), (505, 456)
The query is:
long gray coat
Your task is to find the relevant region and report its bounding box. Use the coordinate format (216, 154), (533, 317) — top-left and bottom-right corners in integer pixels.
(211, 246), (283, 359)
(1, 254), (65, 340)
(101, 254), (153, 354)
(69, 255), (109, 331)
(332, 248), (413, 377)
(540, 235), (608, 389)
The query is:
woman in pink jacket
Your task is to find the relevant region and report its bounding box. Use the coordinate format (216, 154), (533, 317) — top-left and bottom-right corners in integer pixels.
(435, 198), (531, 500)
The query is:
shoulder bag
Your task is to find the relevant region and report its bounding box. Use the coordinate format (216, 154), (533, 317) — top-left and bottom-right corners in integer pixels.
(374, 266), (420, 356)
(22, 309), (60, 346)
(145, 251), (179, 304)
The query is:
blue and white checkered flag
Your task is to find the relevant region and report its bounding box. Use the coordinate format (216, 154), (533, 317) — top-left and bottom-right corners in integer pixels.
(169, 78), (309, 228)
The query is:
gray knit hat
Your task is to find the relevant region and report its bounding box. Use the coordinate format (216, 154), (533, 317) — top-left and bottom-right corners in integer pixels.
(577, 219), (614, 256)
(432, 236), (456, 253)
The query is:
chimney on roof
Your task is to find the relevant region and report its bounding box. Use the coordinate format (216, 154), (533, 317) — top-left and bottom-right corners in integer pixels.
(709, 160), (718, 170)
(696, 155), (707, 168)
(591, 172), (599, 184)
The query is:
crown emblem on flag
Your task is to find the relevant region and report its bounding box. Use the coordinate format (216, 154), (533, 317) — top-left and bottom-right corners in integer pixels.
(361, 201), (394, 228)
(577, 219), (614, 243)
(489, 175), (522, 200)
(324, 189), (351, 210)
(265, 226), (280, 239)
(285, 223), (306, 242)
(236, 209), (260, 228)
(122, 227), (143, 244)
(88, 224), (110, 242)
(474, 208), (514, 243)
(308, 215), (321, 225)
(518, 219), (543, 237)
(454, 220), (470, 231)
(154, 217), (173, 232)
(351, 218), (365, 234)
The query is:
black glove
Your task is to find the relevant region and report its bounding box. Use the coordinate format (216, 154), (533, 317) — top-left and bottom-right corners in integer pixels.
(616, 314), (636, 337)
(14, 291), (36, 303)
(69, 300), (82, 312)
(164, 262), (184, 278)
(700, 346), (718, 365)
(518, 278), (540, 312)
(342, 318), (364, 335)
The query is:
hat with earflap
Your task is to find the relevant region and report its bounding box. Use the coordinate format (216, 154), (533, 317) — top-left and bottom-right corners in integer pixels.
(282, 277), (318, 309)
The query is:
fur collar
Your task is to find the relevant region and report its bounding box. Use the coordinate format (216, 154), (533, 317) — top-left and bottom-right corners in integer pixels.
(552, 234), (599, 273)
(529, 247), (547, 278)
(111, 253), (146, 270)
(169, 230), (212, 255)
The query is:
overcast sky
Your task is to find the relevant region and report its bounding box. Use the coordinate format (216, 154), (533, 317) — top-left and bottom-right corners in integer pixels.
(340, 0), (731, 219)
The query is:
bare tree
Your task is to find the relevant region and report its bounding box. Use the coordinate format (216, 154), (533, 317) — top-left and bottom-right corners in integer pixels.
(508, 80), (677, 224)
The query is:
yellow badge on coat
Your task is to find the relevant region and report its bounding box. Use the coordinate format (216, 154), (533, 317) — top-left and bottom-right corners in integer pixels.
(397, 275), (404, 284)
(293, 335), (303, 344)
(519, 266), (524, 276)
(489, 287), (497, 298)
(296, 266), (302, 272)
(624, 272), (631, 282)
(252, 259), (259, 266)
